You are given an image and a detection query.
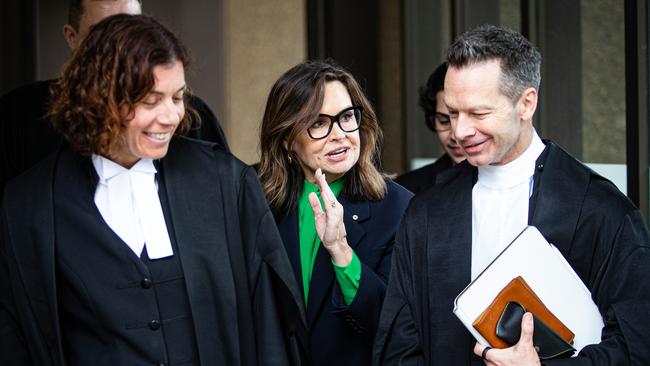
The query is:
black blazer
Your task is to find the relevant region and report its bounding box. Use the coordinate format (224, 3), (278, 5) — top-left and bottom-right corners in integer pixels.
(277, 180), (412, 365)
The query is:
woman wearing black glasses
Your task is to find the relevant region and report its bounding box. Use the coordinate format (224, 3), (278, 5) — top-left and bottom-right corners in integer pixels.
(258, 60), (412, 365)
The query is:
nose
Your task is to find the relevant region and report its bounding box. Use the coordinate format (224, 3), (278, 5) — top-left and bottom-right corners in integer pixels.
(157, 98), (182, 125)
(452, 114), (475, 144)
(328, 121), (347, 140)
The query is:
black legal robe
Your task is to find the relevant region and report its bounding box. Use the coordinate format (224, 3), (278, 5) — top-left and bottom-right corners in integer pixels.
(0, 137), (306, 366)
(373, 141), (650, 365)
(395, 154), (453, 195)
(0, 79), (230, 201)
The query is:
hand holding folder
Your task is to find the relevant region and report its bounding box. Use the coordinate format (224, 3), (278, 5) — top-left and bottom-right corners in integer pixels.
(473, 276), (575, 359)
(453, 226), (604, 358)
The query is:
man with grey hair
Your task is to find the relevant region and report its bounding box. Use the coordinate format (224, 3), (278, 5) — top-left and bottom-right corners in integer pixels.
(374, 24), (650, 365)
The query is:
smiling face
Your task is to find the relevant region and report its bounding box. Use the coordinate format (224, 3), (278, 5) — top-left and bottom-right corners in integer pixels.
(444, 60), (535, 166)
(110, 61), (186, 168)
(290, 81), (361, 183)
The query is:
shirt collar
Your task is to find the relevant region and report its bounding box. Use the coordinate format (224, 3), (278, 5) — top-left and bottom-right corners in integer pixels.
(92, 155), (157, 183)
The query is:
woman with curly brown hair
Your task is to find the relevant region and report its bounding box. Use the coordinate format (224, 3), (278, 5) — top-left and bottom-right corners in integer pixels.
(0, 14), (303, 366)
(258, 60), (413, 365)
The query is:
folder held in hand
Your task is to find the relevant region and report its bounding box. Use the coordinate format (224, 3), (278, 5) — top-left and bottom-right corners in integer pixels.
(453, 226), (603, 355)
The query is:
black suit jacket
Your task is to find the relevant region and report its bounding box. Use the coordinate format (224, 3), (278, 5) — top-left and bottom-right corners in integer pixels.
(0, 137), (305, 365)
(0, 79), (229, 200)
(277, 181), (412, 365)
(395, 154), (453, 195)
(374, 141), (650, 365)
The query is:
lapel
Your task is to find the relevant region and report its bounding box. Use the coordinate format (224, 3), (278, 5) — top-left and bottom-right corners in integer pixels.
(158, 142), (239, 363)
(529, 142), (589, 256)
(425, 163), (476, 363)
(277, 210), (303, 297)
(280, 194), (370, 326)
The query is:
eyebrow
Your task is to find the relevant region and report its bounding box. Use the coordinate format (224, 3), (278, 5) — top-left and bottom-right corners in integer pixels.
(148, 85), (187, 96)
(319, 105), (355, 118)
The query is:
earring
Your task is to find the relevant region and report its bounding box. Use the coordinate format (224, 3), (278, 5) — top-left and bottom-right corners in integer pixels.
(288, 154), (292, 163)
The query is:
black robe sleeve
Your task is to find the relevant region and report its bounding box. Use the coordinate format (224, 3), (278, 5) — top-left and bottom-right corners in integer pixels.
(185, 95), (230, 152)
(373, 215), (425, 365)
(0, 205), (36, 365)
(237, 167), (307, 365)
(545, 210), (650, 365)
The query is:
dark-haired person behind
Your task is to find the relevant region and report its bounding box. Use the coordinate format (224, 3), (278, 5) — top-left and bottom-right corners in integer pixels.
(0, 0), (229, 201)
(395, 62), (465, 194)
(0, 14), (303, 366)
(258, 60), (413, 365)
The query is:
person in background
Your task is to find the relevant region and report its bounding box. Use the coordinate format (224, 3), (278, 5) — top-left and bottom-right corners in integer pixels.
(0, 14), (302, 366)
(374, 24), (650, 365)
(395, 62), (465, 194)
(0, 0), (229, 200)
(258, 60), (412, 365)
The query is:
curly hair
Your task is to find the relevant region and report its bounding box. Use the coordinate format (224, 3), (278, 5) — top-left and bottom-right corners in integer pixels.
(446, 24), (541, 101)
(419, 62), (447, 132)
(48, 13), (192, 157)
(259, 60), (388, 217)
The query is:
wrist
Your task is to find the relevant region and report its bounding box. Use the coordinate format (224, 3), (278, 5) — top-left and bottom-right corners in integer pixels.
(329, 243), (352, 266)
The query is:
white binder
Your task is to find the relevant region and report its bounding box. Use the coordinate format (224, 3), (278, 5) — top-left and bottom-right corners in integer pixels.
(453, 226), (604, 353)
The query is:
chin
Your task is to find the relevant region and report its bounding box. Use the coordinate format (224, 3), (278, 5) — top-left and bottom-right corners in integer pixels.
(323, 166), (351, 179)
(466, 155), (490, 167)
(144, 149), (169, 161)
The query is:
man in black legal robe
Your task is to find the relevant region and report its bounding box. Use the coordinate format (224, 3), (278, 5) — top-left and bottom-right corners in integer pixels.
(374, 25), (650, 365)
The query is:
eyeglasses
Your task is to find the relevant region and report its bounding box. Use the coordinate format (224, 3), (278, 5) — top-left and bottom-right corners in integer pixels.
(307, 106), (363, 140)
(426, 112), (451, 132)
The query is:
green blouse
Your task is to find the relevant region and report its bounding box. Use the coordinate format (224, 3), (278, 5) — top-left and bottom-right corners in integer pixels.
(298, 178), (361, 306)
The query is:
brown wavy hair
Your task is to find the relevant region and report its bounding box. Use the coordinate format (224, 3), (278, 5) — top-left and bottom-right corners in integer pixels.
(48, 14), (192, 157)
(259, 60), (388, 217)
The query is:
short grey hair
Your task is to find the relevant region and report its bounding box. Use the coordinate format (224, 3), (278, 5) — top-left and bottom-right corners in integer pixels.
(446, 24), (541, 101)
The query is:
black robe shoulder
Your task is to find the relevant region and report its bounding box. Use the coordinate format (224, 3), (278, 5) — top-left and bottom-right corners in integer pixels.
(374, 141), (650, 365)
(0, 137), (306, 365)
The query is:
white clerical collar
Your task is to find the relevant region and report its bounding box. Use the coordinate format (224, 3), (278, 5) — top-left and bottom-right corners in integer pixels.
(477, 129), (545, 189)
(91, 154), (173, 259)
(93, 155), (158, 183)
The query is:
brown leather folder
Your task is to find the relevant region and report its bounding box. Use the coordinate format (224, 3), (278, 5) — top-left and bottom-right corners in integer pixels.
(472, 276), (575, 348)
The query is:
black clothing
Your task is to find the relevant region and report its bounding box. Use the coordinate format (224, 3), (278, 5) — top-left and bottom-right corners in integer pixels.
(277, 181), (413, 365)
(0, 137), (305, 366)
(0, 79), (230, 199)
(374, 141), (650, 365)
(53, 150), (198, 365)
(394, 154), (453, 195)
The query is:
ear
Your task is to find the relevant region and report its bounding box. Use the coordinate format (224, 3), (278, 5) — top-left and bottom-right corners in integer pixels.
(63, 24), (78, 51)
(282, 138), (290, 152)
(518, 87), (538, 122)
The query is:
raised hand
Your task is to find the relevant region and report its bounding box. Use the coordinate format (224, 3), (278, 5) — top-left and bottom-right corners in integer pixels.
(308, 168), (352, 266)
